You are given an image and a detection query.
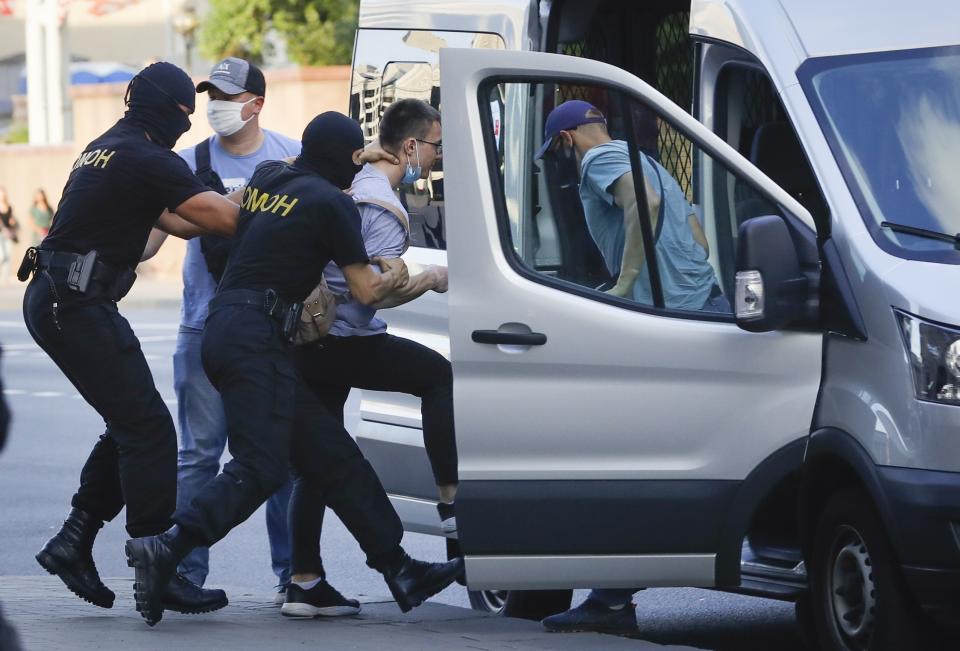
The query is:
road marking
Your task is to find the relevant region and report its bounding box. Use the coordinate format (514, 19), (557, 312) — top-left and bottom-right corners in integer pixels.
(0, 321), (180, 330)
(5, 389), (177, 404)
(5, 336), (174, 353)
(4, 343), (41, 352)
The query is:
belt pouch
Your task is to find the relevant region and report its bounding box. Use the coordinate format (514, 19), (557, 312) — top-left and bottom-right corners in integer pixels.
(111, 268), (137, 300)
(17, 247), (38, 282)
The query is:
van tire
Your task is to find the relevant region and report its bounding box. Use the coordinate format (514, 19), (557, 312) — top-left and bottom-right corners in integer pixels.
(468, 589), (572, 620)
(809, 489), (921, 651)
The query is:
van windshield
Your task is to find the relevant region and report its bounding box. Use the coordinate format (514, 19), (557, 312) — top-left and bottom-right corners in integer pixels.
(799, 46), (960, 263)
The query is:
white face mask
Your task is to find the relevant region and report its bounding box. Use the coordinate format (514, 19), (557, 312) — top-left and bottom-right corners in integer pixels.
(206, 97), (257, 137)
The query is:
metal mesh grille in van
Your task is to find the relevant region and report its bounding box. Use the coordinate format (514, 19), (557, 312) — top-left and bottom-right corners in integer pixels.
(556, 9), (694, 198)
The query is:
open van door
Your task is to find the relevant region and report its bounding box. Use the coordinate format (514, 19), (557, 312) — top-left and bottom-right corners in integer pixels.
(440, 48), (824, 591)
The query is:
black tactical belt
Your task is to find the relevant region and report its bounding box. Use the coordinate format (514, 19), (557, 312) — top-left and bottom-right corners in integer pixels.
(209, 288), (291, 317)
(209, 289), (304, 343)
(30, 248), (136, 299)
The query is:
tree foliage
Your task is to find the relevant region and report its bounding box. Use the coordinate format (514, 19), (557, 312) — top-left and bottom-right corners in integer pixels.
(199, 0), (359, 66)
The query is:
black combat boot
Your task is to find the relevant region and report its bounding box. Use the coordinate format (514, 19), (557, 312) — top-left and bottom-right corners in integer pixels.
(36, 508), (115, 608)
(125, 525), (199, 626)
(381, 552), (464, 613)
(162, 574), (228, 614)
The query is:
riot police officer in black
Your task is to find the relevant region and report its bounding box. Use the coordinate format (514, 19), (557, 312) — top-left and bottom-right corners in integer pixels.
(20, 62), (240, 616)
(124, 112), (464, 626)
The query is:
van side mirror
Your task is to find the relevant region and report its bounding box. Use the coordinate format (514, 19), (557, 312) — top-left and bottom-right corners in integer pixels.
(735, 215), (812, 332)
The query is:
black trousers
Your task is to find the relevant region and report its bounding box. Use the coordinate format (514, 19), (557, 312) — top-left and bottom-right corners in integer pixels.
(177, 305), (403, 573)
(22, 276), (176, 537)
(295, 334), (457, 485)
(174, 305), (296, 545)
(289, 333), (456, 577)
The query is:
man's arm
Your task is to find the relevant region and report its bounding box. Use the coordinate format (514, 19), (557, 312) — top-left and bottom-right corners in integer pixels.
(607, 171), (660, 298)
(371, 264), (446, 309)
(154, 210), (207, 239)
(225, 187), (244, 204)
(174, 190), (240, 237)
(341, 257), (409, 305)
(140, 228), (170, 261)
(688, 212), (709, 257)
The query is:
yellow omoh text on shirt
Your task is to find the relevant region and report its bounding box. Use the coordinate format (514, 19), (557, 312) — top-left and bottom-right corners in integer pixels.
(240, 186), (299, 217)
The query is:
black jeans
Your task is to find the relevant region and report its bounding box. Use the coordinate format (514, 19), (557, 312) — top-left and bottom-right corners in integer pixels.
(174, 305), (296, 545)
(288, 382), (404, 576)
(295, 334), (457, 485)
(289, 333), (455, 577)
(22, 276), (176, 537)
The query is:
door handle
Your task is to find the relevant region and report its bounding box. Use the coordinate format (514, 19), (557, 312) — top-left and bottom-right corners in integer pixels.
(471, 330), (547, 346)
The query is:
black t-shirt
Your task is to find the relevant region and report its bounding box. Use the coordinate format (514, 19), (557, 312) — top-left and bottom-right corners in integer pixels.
(43, 120), (207, 267)
(218, 160), (369, 302)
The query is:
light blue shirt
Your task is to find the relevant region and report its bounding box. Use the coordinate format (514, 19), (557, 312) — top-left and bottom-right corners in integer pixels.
(325, 164), (408, 337)
(178, 130), (301, 330)
(579, 140), (717, 311)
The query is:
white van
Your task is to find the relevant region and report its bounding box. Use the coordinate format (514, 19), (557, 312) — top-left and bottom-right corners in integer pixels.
(346, 2), (960, 649)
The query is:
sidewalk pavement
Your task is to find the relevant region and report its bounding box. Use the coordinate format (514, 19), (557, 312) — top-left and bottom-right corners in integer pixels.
(0, 576), (699, 651)
(0, 277), (182, 311)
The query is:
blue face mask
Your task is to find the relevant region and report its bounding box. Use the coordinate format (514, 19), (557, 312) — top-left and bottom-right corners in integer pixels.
(400, 140), (422, 185)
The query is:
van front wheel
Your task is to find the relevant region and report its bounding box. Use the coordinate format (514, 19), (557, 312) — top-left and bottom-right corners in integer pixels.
(467, 589), (572, 620)
(809, 489), (920, 651)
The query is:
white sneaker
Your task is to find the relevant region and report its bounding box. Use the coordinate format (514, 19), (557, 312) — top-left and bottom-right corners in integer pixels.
(273, 584), (288, 606)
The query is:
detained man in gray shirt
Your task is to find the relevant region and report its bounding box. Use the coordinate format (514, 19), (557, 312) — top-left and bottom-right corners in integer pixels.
(281, 99), (456, 618)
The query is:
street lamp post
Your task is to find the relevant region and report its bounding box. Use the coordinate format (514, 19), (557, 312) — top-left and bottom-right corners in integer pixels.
(172, 1), (199, 73)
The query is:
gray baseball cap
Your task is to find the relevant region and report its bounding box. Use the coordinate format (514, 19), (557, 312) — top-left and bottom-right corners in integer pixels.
(196, 57), (266, 96)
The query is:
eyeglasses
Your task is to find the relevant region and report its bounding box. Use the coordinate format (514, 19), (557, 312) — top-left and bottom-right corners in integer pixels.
(416, 138), (442, 155)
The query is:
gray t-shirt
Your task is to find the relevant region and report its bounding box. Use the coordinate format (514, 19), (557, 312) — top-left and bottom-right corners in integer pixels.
(178, 130), (301, 330)
(324, 164), (408, 337)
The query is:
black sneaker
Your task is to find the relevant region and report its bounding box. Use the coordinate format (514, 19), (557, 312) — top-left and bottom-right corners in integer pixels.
(541, 598), (639, 635)
(437, 502), (457, 537)
(280, 581), (361, 618)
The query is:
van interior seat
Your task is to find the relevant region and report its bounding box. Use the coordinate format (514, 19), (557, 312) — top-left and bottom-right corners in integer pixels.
(746, 122), (828, 224)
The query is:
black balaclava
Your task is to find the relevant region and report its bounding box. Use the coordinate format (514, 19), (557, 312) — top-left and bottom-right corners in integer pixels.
(294, 112), (364, 189)
(122, 62), (196, 149)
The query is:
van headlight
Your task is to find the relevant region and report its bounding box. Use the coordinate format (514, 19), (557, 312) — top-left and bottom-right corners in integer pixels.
(896, 309), (960, 405)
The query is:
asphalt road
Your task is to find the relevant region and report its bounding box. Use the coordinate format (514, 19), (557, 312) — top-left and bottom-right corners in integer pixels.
(0, 307), (807, 651)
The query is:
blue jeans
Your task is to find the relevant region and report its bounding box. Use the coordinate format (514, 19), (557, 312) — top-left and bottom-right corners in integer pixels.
(174, 326), (292, 587)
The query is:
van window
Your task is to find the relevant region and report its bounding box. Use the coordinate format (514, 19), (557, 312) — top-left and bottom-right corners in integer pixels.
(711, 64), (829, 295)
(482, 79), (779, 318)
(351, 28), (505, 250)
(800, 45), (960, 264)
